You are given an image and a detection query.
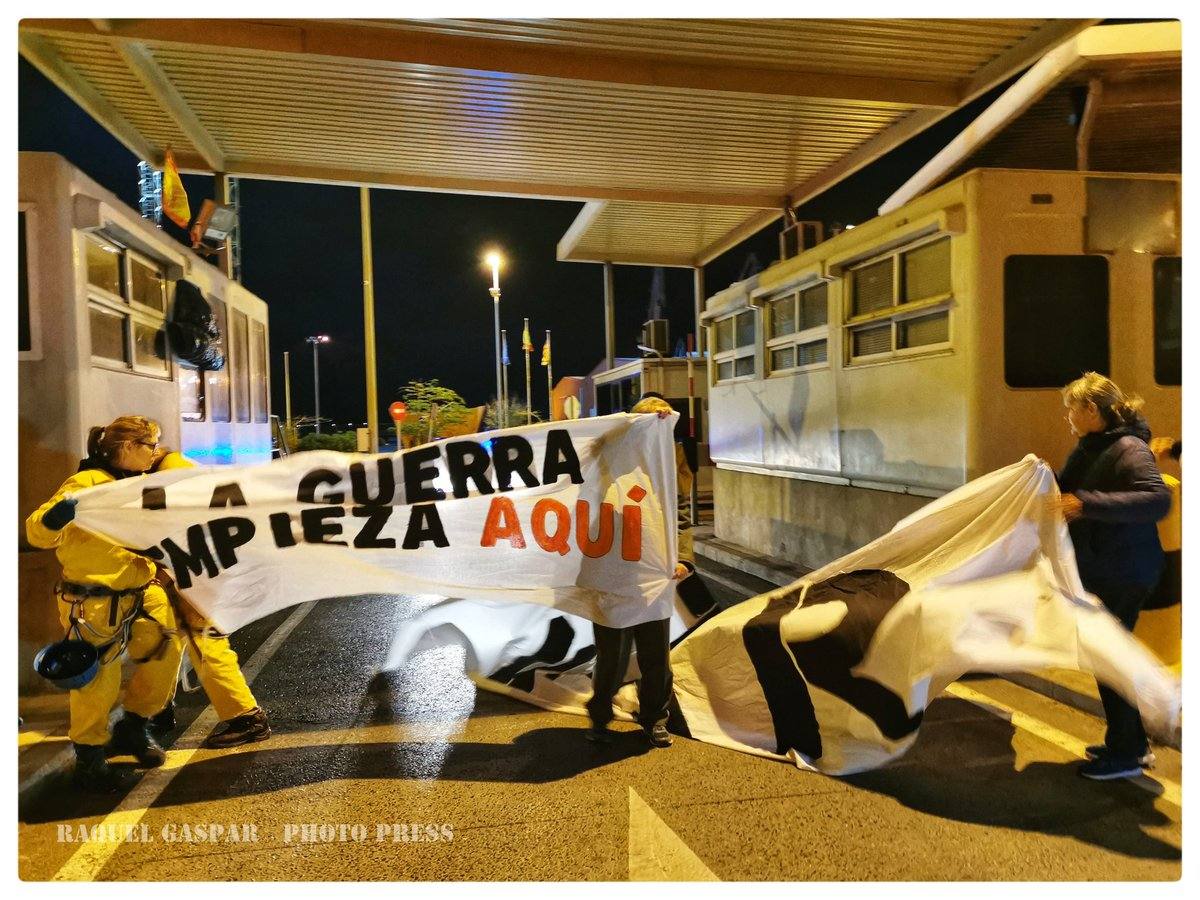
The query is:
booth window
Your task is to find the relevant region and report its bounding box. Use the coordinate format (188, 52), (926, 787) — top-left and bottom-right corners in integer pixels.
(1003, 255), (1109, 388)
(128, 251), (167, 314)
(83, 232), (170, 379)
(712, 308), (756, 382)
(84, 234), (123, 299)
(1153, 257), (1181, 386)
(846, 236), (952, 363)
(132, 321), (169, 376)
(766, 281), (829, 375)
(250, 319), (269, 423)
(89, 305), (126, 364)
(205, 297), (231, 423)
(597, 372), (643, 414)
(179, 366), (205, 422)
(230, 308), (251, 423)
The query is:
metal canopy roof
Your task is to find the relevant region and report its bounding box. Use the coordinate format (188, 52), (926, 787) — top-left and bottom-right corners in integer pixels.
(20, 17), (1097, 267)
(880, 21), (1181, 214)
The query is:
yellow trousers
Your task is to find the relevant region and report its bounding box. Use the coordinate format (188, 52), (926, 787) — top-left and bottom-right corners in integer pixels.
(177, 601), (258, 722)
(59, 584), (182, 747)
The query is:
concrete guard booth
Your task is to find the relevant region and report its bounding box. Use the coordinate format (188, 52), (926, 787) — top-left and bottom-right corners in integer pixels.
(18, 152), (272, 692)
(590, 356), (713, 497)
(702, 167), (1180, 570)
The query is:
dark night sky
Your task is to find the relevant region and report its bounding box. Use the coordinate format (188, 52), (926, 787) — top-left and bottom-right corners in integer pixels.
(18, 54), (1007, 426)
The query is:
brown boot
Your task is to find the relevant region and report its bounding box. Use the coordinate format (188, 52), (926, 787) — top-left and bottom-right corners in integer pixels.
(203, 707), (271, 749)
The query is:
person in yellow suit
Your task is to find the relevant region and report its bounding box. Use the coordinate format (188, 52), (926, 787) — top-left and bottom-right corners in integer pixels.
(150, 444), (272, 750)
(27, 416), (269, 792)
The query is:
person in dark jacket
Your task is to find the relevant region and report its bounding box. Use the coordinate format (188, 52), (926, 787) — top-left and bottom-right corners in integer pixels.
(1054, 373), (1171, 781)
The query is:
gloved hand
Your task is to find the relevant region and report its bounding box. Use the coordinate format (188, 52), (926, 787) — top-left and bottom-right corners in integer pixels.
(42, 497), (77, 531)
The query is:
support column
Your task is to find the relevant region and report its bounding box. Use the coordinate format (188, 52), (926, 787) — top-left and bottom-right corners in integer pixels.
(692, 266), (705, 355)
(603, 261), (616, 369)
(213, 173), (234, 279)
(360, 187), (379, 453)
(1076, 77), (1103, 171)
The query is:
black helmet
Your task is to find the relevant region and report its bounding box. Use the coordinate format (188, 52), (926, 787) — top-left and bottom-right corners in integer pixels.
(34, 639), (100, 690)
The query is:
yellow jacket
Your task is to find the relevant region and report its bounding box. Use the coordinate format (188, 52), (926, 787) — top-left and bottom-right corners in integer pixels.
(1158, 474), (1181, 554)
(26, 451), (194, 590)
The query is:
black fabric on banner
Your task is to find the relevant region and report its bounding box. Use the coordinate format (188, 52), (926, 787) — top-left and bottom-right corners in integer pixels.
(743, 569), (923, 761)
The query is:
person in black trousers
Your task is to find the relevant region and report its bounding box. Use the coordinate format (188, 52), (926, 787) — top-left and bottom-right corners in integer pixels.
(1054, 372), (1172, 780)
(585, 394), (694, 749)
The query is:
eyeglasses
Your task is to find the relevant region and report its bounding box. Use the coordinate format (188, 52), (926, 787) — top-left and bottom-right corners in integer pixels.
(135, 441), (159, 451)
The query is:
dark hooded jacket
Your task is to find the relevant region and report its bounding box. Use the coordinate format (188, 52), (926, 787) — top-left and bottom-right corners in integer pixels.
(1056, 414), (1171, 589)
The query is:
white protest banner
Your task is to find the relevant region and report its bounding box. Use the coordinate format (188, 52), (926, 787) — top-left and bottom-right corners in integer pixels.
(384, 456), (1180, 776)
(70, 413), (680, 633)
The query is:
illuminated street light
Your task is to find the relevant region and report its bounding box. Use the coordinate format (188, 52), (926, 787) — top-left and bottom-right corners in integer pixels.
(484, 251), (505, 427)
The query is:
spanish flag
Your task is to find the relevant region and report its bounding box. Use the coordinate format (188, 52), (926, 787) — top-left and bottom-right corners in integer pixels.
(161, 150), (191, 228)
(541, 331), (551, 366)
(522, 319), (533, 353)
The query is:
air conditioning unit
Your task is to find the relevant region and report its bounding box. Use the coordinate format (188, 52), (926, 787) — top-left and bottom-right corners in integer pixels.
(640, 319), (670, 356)
(779, 220), (824, 261)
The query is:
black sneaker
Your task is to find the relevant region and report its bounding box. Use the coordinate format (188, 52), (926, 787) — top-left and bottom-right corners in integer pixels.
(203, 707), (271, 749)
(645, 723), (673, 748)
(149, 701), (176, 734)
(584, 726), (614, 744)
(108, 713), (167, 767)
(73, 743), (136, 793)
(1079, 755), (1143, 781)
(1084, 744), (1155, 768)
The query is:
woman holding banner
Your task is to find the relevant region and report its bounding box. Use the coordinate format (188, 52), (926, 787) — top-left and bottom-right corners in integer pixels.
(1054, 374), (1171, 781)
(26, 415), (269, 793)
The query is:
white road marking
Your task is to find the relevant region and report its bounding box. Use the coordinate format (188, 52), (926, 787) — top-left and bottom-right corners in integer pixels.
(627, 787), (719, 881)
(52, 601), (318, 882)
(946, 682), (1181, 810)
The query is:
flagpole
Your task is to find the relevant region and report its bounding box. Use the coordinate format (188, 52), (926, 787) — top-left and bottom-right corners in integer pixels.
(545, 330), (553, 421)
(500, 328), (510, 430)
(487, 253), (503, 433)
(523, 317), (532, 426)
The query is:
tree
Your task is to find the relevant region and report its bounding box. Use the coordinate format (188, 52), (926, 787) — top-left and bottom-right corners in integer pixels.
(396, 379), (470, 446)
(483, 397), (543, 430)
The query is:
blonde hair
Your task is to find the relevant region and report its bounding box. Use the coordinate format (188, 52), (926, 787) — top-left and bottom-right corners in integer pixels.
(86, 415), (161, 463)
(1062, 372), (1144, 429)
(630, 396), (673, 416)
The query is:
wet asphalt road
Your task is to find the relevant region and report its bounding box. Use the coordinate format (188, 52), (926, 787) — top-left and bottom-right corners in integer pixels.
(18, 561), (1182, 881)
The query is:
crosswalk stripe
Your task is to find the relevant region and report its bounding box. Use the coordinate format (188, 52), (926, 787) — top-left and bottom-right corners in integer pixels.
(51, 601), (318, 882)
(627, 787), (719, 881)
(946, 682), (1182, 810)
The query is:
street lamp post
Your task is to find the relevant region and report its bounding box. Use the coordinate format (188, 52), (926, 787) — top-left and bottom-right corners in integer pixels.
(486, 252), (503, 429)
(307, 334), (330, 433)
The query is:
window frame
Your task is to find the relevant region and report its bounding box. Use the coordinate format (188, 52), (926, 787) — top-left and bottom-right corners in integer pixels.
(843, 234), (954, 366)
(710, 307), (757, 384)
(230, 307), (251, 423)
(1152, 255), (1181, 387)
(765, 279), (831, 377)
(82, 231), (172, 380)
(250, 318), (269, 423)
(205, 296), (232, 423)
(125, 245), (168, 317)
